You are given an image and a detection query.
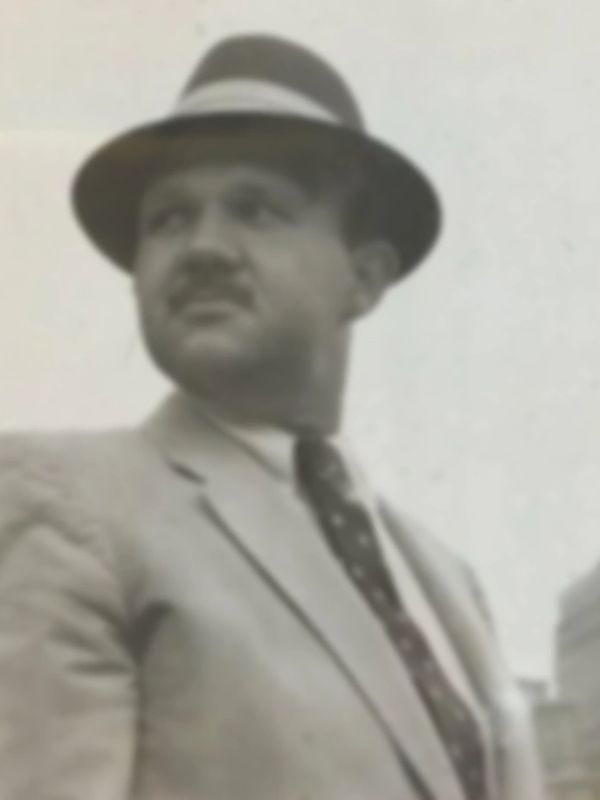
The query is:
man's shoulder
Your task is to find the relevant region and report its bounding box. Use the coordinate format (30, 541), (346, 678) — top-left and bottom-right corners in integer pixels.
(0, 425), (144, 471)
(379, 500), (463, 570)
(380, 499), (494, 627)
(0, 425), (158, 513)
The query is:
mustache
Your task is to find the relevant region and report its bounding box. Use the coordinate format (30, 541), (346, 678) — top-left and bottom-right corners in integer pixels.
(166, 259), (253, 312)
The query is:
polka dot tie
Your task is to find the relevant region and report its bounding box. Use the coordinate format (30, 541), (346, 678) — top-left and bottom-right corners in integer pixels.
(294, 436), (487, 800)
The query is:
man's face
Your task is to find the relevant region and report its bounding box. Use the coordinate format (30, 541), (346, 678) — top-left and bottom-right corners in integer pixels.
(132, 160), (363, 394)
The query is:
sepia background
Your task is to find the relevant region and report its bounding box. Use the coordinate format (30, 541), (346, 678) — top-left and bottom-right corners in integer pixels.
(0, 0), (598, 683)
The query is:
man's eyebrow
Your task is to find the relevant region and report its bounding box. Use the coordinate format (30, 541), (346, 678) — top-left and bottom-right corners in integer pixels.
(231, 174), (310, 203)
(140, 184), (190, 210)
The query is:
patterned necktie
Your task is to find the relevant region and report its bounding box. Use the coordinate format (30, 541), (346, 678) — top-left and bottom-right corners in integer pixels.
(294, 436), (487, 800)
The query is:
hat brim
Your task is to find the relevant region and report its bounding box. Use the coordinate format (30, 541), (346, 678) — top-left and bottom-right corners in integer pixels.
(72, 113), (441, 279)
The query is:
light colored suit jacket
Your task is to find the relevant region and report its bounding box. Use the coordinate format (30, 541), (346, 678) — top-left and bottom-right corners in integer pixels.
(0, 395), (542, 800)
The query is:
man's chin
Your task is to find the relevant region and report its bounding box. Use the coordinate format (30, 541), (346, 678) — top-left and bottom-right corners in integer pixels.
(170, 316), (252, 358)
(156, 336), (262, 389)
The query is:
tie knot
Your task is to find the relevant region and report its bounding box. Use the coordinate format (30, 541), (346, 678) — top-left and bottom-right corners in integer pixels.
(294, 436), (352, 496)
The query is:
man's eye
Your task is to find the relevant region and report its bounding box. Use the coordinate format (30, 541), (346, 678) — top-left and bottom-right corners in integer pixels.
(231, 195), (289, 225)
(142, 207), (191, 235)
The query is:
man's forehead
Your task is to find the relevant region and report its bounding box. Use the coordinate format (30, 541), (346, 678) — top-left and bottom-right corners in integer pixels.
(141, 158), (314, 205)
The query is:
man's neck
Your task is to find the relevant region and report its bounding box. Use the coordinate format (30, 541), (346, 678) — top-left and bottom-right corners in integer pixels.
(181, 386), (343, 437)
(179, 350), (349, 436)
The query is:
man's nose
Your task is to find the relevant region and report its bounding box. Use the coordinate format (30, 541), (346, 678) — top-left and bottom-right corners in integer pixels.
(185, 207), (240, 271)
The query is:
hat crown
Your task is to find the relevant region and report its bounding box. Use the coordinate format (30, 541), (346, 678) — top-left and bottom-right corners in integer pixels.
(180, 35), (365, 131)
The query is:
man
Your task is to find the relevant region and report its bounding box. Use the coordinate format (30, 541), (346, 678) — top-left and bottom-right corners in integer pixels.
(0, 35), (540, 800)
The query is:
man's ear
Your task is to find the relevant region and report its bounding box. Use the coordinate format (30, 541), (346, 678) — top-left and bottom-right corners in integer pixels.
(346, 240), (401, 319)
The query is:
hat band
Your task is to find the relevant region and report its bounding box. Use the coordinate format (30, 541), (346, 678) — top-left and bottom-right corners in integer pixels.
(173, 78), (341, 125)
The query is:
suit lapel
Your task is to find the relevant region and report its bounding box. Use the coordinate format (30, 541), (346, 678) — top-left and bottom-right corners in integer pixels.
(143, 396), (467, 800)
(379, 503), (503, 707)
(380, 503), (544, 800)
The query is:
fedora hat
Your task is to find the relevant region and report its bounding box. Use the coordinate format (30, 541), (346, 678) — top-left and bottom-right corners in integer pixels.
(72, 34), (441, 279)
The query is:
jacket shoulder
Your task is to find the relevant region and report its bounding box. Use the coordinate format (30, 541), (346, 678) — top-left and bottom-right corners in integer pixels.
(0, 427), (153, 531)
(0, 426), (143, 479)
(379, 500), (494, 625)
(379, 500), (463, 568)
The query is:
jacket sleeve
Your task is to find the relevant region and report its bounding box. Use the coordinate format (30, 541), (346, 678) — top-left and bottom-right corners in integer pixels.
(0, 438), (137, 800)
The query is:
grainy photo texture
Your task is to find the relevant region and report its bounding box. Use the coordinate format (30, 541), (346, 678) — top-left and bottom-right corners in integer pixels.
(1, 3), (598, 799)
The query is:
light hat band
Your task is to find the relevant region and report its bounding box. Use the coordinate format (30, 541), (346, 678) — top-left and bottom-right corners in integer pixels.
(174, 78), (340, 126)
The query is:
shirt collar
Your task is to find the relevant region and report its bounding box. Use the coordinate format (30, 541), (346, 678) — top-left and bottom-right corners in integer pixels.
(217, 415), (297, 482)
(154, 391), (296, 482)
(212, 414), (367, 491)
(152, 391), (358, 486)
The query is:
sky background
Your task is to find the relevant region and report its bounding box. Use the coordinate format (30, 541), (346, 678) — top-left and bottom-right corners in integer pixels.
(0, 0), (598, 680)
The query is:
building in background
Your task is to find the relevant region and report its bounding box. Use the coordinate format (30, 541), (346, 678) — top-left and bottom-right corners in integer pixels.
(555, 563), (600, 799)
(520, 678), (594, 800)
